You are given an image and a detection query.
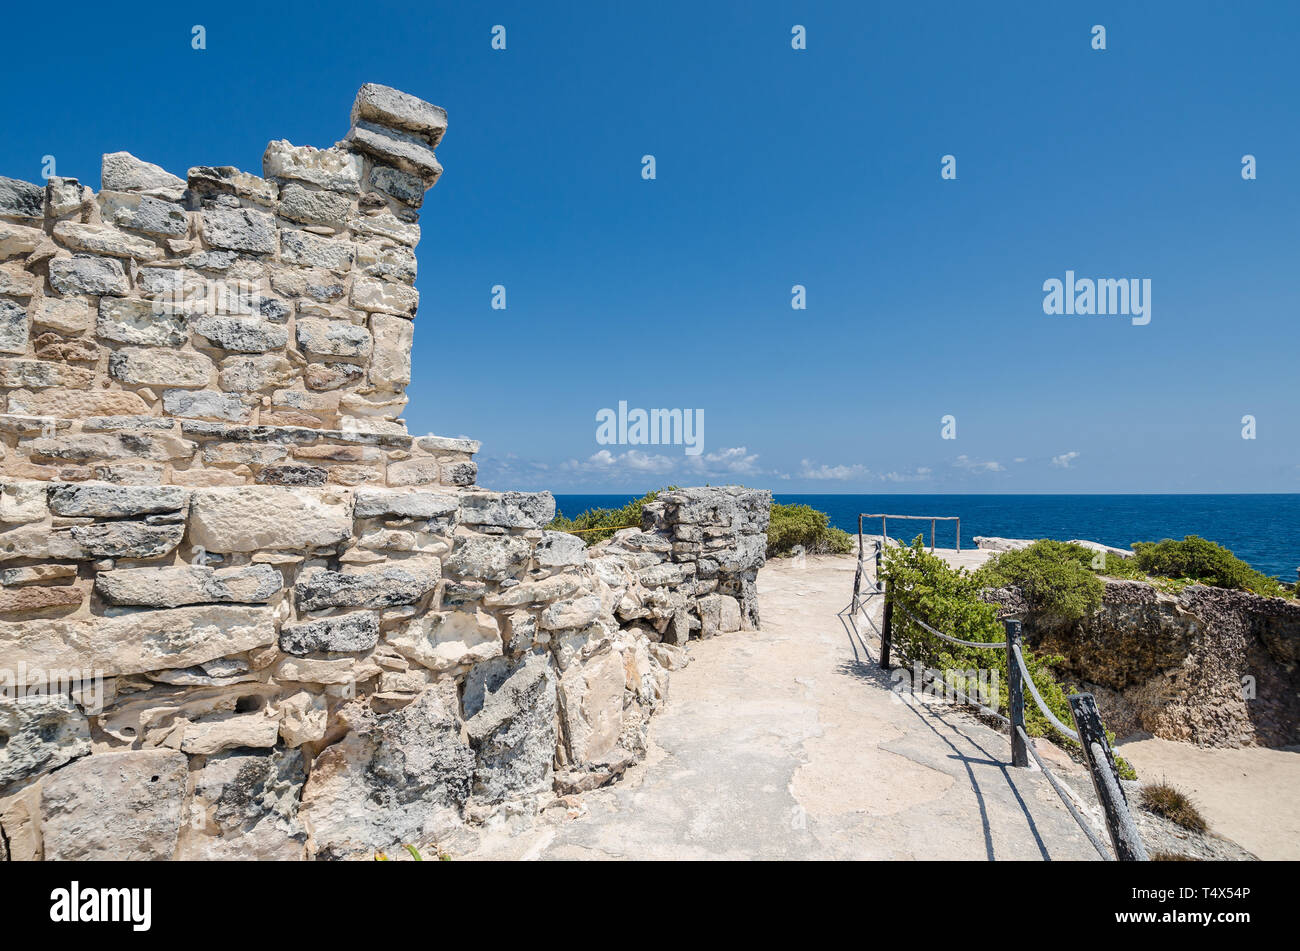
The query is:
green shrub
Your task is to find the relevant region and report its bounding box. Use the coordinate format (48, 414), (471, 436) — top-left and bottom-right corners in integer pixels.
(972, 540), (1107, 620)
(766, 503), (853, 558)
(883, 537), (1135, 778)
(1140, 783), (1208, 833)
(1132, 535), (1286, 598)
(547, 488), (673, 547)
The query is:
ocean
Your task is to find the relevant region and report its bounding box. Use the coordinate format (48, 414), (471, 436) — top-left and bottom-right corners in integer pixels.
(552, 494), (1300, 580)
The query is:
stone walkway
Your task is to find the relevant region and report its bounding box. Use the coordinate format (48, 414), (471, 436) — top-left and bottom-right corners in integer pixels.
(468, 553), (1103, 860)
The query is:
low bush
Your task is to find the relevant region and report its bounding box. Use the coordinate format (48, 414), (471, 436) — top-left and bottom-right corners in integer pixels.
(1131, 535), (1286, 598)
(883, 537), (1135, 778)
(972, 540), (1108, 620)
(766, 503), (854, 558)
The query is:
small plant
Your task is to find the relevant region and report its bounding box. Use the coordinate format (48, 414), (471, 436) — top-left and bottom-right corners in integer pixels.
(1149, 851), (1199, 861)
(766, 503), (853, 558)
(1139, 782), (1208, 833)
(1131, 536), (1286, 598)
(547, 488), (674, 547)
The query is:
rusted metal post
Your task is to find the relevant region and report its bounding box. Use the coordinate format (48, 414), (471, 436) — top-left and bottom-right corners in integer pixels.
(1069, 693), (1148, 861)
(955, 518), (960, 552)
(874, 539), (883, 593)
(880, 579), (893, 670)
(881, 515), (887, 551)
(931, 518), (936, 552)
(1004, 619), (1028, 767)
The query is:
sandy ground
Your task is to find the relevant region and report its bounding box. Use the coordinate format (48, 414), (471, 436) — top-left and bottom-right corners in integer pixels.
(1116, 736), (1300, 861)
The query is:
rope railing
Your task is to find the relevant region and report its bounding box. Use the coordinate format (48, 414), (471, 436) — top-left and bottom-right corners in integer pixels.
(866, 558), (1148, 862)
(1011, 642), (1080, 742)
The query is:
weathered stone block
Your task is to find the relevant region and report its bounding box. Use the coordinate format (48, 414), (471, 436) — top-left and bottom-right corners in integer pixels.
(95, 563), (283, 607)
(41, 748), (189, 860)
(109, 346), (215, 387)
(101, 151), (186, 200)
(295, 563), (438, 611)
(0, 695), (90, 790)
(189, 486), (353, 552)
(279, 611), (380, 655)
(48, 256), (129, 296)
(0, 604), (277, 678)
(201, 207), (277, 253)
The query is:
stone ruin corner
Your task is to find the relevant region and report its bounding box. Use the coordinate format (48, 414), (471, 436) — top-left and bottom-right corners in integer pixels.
(0, 84), (771, 860)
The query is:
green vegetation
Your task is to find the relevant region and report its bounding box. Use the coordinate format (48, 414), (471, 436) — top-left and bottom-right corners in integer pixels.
(1139, 782), (1208, 833)
(766, 503), (854, 558)
(547, 488), (673, 547)
(971, 540), (1144, 620)
(1131, 535), (1287, 598)
(548, 491), (853, 559)
(882, 537), (1135, 778)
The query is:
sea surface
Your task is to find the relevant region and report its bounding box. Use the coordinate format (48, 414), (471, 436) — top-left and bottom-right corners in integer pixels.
(552, 494), (1300, 580)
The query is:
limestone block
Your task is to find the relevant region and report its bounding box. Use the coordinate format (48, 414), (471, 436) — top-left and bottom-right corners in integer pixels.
(299, 686), (472, 859)
(95, 563), (283, 608)
(0, 695), (90, 790)
(0, 603), (276, 678)
(189, 486), (353, 552)
(279, 611), (380, 655)
(53, 222), (162, 261)
(101, 151), (186, 200)
(109, 346), (215, 387)
(41, 749), (188, 860)
(462, 652), (556, 801)
(558, 647), (626, 764)
(262, 140), (364, 192)
(48, 256), (129, 296)
(386, 608), (501, 672)
(178, 747), (307, 860)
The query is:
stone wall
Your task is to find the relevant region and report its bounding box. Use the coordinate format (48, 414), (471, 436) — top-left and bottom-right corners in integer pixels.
(994, 579), (1300, 748)
(0, 85), (771, 860)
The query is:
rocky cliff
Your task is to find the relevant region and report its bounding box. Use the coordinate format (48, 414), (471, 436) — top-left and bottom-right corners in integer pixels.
(994, 580), (1300, 748)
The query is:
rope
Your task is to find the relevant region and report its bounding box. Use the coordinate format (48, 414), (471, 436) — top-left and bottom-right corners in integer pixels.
(1012, 643), (1080, 741)
(1017, 725), (1112, 861)
(894, 601), (1007, 649)
(883, 635), (1010, 726)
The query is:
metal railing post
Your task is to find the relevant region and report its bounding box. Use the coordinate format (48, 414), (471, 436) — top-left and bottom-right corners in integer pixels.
(880, 579), (893, 670)
(1004, 618), (1028, 767)
(1068, 693), (1148, 860)
(874, 540), (882, 593)
(851, 514), (864, 612)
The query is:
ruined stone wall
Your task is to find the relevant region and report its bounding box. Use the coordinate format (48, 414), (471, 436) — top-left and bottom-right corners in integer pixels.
(997, 579), (1300, 748)
(0, 85), (771, 860)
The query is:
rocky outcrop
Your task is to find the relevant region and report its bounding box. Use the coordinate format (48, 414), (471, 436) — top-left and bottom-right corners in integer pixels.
(1001, 579), (1300, 748)
(0, 84), (773, 860)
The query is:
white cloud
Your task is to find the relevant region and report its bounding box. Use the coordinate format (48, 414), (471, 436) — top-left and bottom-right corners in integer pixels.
(687, 446), (760, 475)
(1050, 451), (1081, 469)
(799, 459), (871, 480)
(953, 454), (1004, 473)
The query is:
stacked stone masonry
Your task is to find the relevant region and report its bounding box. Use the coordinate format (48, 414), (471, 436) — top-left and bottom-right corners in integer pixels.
(0, 85), (771, 860)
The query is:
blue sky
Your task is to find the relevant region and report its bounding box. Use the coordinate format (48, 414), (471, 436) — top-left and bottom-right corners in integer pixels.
(3, 1), (1298, 493)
